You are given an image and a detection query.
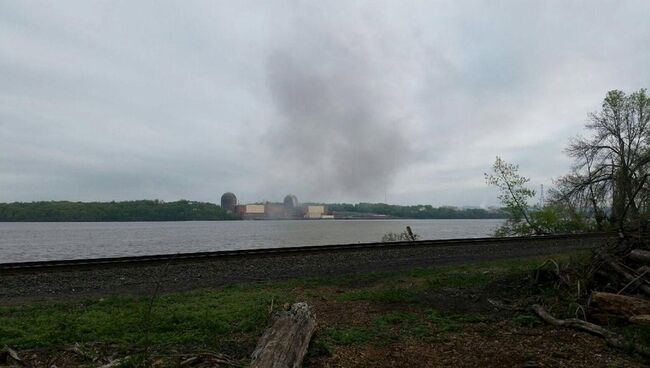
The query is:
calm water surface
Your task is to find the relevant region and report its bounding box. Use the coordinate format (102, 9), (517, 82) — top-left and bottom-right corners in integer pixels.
(0, 219), (503, 262)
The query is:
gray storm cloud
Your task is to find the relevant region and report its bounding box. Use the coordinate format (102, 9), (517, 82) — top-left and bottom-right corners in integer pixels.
(2, 1), (650, 205)
(265, 26), (413, 199)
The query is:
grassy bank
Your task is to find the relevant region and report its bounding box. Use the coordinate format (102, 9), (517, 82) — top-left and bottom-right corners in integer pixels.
(1, 251), (647, 367)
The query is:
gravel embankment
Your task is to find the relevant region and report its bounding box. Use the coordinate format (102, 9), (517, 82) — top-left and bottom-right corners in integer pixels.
(0, 235), (610, 303)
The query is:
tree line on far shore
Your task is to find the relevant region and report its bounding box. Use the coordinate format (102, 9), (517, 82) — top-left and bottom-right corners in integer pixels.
(0, 200), (238, 222)
(321, 203), (507, 219)
(0, 200), (507, 222)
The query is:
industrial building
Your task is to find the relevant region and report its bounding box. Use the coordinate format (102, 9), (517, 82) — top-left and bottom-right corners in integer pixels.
(222, 193), (331, 220)
(237, 204), (266, 220)
(304, 205), (326, 219)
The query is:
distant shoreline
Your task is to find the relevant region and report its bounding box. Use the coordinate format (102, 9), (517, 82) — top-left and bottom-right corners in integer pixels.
(0, 200), (507, 222)
(0, 218), (507, 223)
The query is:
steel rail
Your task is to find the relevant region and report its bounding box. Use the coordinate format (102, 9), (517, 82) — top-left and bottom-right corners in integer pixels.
(0, 232), (612, 272)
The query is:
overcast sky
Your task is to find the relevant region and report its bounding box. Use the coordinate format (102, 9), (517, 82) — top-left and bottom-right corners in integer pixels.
(1, 1), (650, 206)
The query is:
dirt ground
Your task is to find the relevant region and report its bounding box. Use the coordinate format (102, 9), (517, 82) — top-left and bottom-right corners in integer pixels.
(301, 285), (648, 367)
(307, 323), (643, 368)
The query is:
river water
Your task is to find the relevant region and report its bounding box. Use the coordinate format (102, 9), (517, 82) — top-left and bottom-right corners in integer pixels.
(0, 219), (504, 262)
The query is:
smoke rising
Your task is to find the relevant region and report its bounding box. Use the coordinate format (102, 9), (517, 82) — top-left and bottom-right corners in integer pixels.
(265, 14), (414, 200)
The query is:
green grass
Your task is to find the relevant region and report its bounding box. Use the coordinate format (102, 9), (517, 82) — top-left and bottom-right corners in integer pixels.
(321, 308), (489, 348)
(425, 271), (497, 289)
(335, 252), (588, 305)
(0, 251), (589, 354)
(323, 311), (427, 347)
(323, 327), (375, 346)
(374, 310), (419, 326)
(623, 325), (650, 349)
(337, 288), (418, 303)
(0, 286), (287, 355)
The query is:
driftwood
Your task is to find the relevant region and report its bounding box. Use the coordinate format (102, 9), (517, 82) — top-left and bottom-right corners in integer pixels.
(251, 302), (317, 368)
(630, 249), (650, 264)
(532, 304), (650, 357)
(591, 291), (650, 318)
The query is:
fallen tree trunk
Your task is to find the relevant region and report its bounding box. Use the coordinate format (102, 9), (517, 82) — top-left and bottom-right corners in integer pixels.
(532, 304), (650, 357)
(630, 249), (650, 264)
(251, 302), (317, 368)
(591, 291), (650, 318)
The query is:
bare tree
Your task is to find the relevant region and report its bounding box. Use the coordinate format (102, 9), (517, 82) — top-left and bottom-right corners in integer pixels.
(558, 89), (650, 231)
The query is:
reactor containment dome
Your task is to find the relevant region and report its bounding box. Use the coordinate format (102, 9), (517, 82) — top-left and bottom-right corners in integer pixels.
(220, 192), (238, 212)
(283, 194), (299, 208)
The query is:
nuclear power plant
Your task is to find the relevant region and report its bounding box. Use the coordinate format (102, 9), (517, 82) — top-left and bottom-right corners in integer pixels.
(220, 192), (332, 220)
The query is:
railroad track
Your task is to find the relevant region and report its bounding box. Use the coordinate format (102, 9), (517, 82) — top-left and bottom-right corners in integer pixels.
(0, 232), (611, 272)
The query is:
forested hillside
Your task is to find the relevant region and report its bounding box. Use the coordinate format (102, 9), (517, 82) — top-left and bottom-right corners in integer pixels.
(322, 203), (506, 219)
(0, 200), (238, 222)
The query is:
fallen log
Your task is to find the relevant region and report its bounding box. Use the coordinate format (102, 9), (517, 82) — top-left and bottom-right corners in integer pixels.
(630, 249), (650, 264)
(532, 304), (650, 357)
(606, 259), (650, 296)
(591, 291), (650, 318)
(251, 302), (317, 368)
(630, 315), (650, 325)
